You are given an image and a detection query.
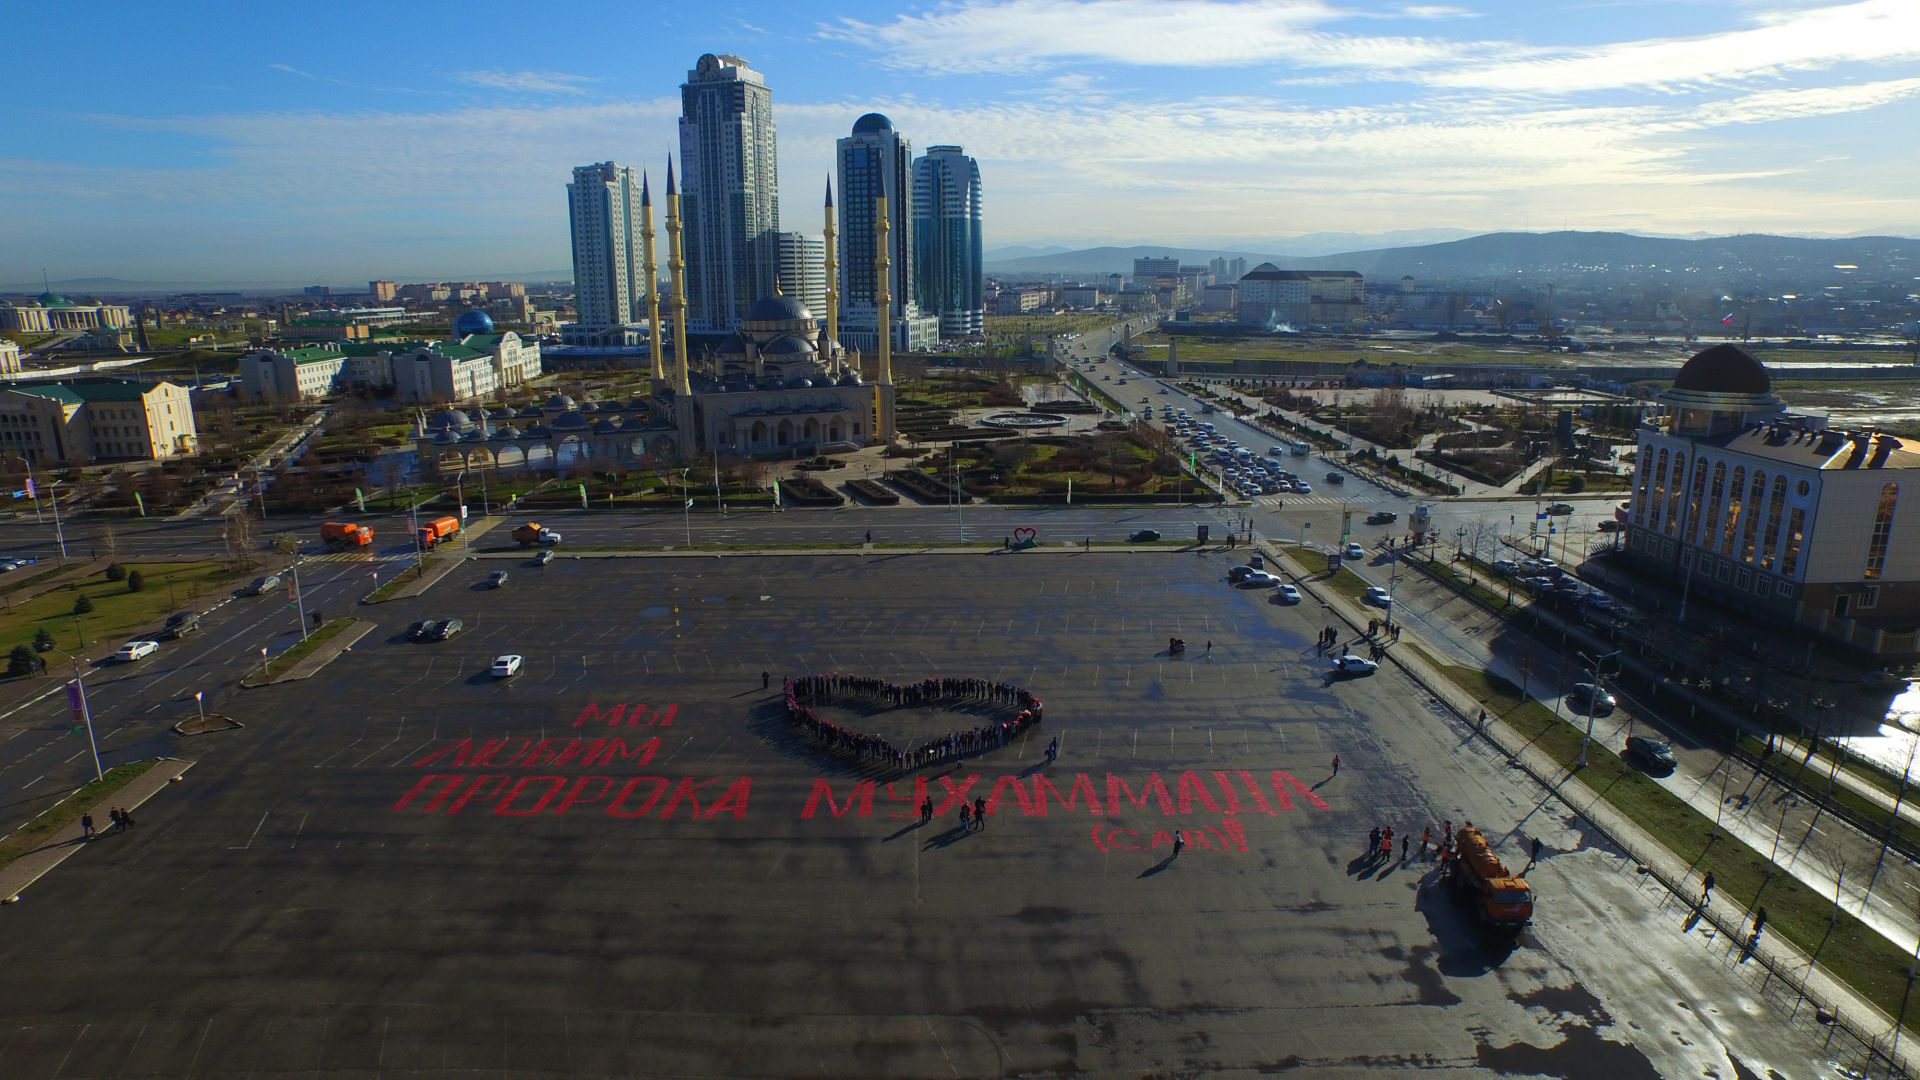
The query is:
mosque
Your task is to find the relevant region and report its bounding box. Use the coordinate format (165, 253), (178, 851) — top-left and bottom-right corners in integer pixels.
(418, 164), (896, 475)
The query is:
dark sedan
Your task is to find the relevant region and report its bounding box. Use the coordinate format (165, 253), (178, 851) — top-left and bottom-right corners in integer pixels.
(1626, 735), (1676, 772)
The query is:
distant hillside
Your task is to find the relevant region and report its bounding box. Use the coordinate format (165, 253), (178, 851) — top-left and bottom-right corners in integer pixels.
(984, 231), (1920, 285)
(1283, 231), (1920, 284)
(985, 245), (1276, 276)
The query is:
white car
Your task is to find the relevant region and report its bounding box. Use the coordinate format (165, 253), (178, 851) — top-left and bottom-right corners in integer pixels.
(1343, 543), (1365, 560)
(115, 640), (159, 662)
(1364, 586), (1394, 608)
(1293, 481), (1313, 493)
(1238, 571), (1281, 589)
(1330, 656), (1379, 677)
(1274, 584), (1302, 604)
(491, 654), (523, 678)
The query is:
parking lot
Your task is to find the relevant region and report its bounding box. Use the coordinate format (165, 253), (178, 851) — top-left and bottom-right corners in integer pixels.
(0, 553), (1839, 1076)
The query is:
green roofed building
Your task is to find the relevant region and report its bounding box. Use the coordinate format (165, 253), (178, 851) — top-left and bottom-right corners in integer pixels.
(238, 332), (542, 404)
(0, 377), (197, 465)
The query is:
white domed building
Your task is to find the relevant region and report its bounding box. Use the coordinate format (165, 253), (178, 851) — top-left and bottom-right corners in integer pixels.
(1626, 344), (1920, 655)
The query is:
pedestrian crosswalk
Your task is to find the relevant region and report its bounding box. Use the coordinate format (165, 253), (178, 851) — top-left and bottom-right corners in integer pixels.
(1251, 493), (1387, 508)
(303, 549), (414, 564)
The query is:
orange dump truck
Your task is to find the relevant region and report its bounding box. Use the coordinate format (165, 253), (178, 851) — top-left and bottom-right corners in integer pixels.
(417, 515), (460, 548)
(1449, 826), (1534, 931)
(319, 521), (374, 547)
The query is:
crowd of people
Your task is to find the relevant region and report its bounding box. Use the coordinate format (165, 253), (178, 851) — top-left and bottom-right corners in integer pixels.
(783, 673), (1044, 773)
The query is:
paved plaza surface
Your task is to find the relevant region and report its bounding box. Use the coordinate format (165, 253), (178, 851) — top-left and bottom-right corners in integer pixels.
(0, 553), (1849, 1077)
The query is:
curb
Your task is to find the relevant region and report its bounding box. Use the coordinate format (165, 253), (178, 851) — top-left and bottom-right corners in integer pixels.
(1263, 538), (1918, 1075)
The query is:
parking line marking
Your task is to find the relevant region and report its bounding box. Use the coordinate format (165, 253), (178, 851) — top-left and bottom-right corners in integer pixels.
(289, 811), (308, 850)
(229, 811), (270, 850)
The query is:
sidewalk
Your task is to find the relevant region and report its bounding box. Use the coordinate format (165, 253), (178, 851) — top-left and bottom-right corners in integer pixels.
(0, 758), (195, 903)
(1390, 546), (1920, 949)
(1263, 540), (1917, 1073)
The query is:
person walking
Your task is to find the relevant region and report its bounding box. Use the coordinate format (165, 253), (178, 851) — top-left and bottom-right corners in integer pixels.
(1172, 831), (1185, 858)
(1701, 871), (1716, 905)
(1529, 837), (1542, 864)
(959, 803), (973, 831)
(1401, 835), (1409, 862)
(1331, 754), (1340, 776)
(921, 797), (934, 825)
(80, 813), (95, 840)
(1046, 737), (1059, 764)
(1421, 826), (1431, 854)
(865, 530), (872, 545)
(1205, 640), (1213, 655)
(762, 670), (770, 690)
(973, 797), (987, 830)
(1368, 825), (1381, 858)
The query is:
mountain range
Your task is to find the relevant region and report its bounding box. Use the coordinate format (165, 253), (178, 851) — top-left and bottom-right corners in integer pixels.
(984, 231), (1920, 286)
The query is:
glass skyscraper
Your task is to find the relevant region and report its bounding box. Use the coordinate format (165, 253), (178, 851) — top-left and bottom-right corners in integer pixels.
(678, 53), (780, 332)
(912, 146), (985, 340)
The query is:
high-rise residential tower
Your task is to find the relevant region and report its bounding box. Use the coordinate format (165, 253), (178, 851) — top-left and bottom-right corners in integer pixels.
(836, 113), (938, 352)
(678, 53), (780, 332)
(566, 161), (646, 328)
(773, 232), (828, 320)
(912, 145), (985, 340)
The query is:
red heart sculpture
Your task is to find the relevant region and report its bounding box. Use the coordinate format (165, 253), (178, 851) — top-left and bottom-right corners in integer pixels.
(1013, 527), (1038, 542)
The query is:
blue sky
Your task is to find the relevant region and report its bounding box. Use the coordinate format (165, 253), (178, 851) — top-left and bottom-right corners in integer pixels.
(4, 0), (1918, 284)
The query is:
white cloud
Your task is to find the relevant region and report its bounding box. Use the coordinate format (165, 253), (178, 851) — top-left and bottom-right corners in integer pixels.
(1683, 77), (1920, 127)
(270, 63), (315, 79)
(818, 0), (1481, 74)
(457, 70), (597, 95)
(1427, 0), (1920, 93)
(821, 0), (1920, 97)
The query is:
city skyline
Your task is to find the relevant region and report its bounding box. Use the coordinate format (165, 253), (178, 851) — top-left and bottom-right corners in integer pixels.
(4, 0), (1918, 282)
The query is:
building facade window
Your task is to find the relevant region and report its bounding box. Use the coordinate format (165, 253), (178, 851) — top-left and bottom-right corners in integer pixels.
(1740, 470), (1767, 562)
(1648, 448), (1669, 528)
(1721, 466), (1745, 556)
(1760, 475), (1787, 570)
(1684, 458), (1710, 545)
(1664, 452), (1686, 534)
(1634, 450), (1658, 525)
(1864, 482), (1898, 579)
(1782, 507), (1806, 577)
(1859, 585), (1881, 610)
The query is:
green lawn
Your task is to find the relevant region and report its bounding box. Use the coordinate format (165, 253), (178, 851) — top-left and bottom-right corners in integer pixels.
(242, 617), (360, 686)
(1439, 663), (1917, 1023)
(0, 562), (250, 658)
(0, 760), (163, 870)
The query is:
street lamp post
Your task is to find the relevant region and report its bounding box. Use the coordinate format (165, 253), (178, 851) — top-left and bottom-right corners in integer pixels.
(1576, 649), (1620, 768)
(681, 469), (692, 548)
(58, 655), (105, 783)
(290, 560), (308, 642)
(49, 479), (69, 564)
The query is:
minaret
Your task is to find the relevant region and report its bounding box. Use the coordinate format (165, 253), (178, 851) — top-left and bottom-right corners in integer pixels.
(875, 194), (892, 387)
(873, 194), (896, 441)
(822, 178), (839, 371)
(641, 172), (664, 386)
(666, 158), (691, 397)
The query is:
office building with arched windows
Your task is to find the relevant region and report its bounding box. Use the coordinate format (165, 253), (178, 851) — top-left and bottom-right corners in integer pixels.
(1625, 344), (1920, 655)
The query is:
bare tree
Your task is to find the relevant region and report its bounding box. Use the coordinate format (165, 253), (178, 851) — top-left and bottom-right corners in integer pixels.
(222, 510), (260, 568)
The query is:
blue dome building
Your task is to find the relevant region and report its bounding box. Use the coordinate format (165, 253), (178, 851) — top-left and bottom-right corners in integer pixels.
(453, 310), (494, 336)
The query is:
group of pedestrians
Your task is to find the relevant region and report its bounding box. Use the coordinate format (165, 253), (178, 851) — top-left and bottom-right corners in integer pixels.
(782, 673), (1044, 773)
(77, 806), (135, 841)
(1364, 819), (1461, 869)
(789, 673), (1034, 710)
